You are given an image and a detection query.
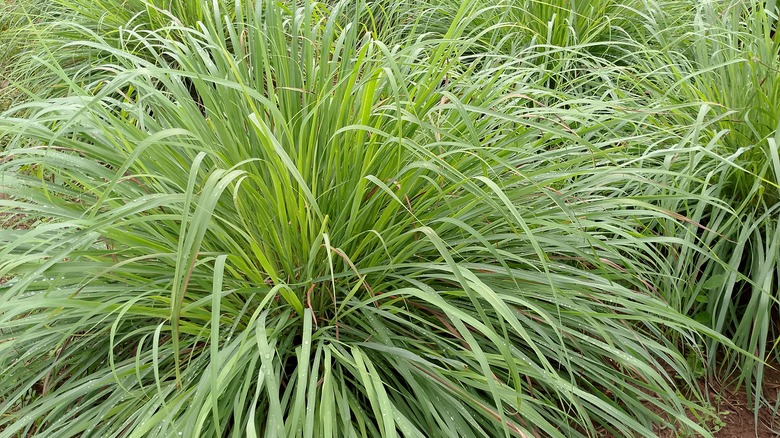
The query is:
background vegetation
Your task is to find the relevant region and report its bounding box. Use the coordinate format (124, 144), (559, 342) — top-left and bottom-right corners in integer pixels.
(0, 0), (778, 436)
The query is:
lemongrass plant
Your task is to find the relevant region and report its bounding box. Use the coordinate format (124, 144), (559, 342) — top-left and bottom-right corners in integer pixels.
(0, 0), (734, 436)
(0, 0), (47, 114)
(621, 0), (780, 401)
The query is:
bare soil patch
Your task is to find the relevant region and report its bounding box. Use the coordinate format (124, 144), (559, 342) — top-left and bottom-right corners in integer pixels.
(649, 364), (780, 437)
(709, 365), (780, 437)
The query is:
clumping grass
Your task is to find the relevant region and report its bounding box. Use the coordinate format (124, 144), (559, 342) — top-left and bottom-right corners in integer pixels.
(0, 0), (61, 117)
(623, 0), (780, 401)
(0, 0), (24, 114)
(0, 0), (778, 437)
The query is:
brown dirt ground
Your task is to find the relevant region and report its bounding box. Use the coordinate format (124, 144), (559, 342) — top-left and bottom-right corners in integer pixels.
(650, 364), (780, 438)
(709, 366), (780, 438)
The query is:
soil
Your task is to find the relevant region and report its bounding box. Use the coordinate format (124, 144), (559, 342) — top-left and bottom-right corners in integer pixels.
(651, 364), (780, 438)
(708, 366), (780, 438)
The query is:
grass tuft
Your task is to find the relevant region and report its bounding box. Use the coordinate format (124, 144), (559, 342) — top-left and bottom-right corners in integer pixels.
(1, 0), (778, 436)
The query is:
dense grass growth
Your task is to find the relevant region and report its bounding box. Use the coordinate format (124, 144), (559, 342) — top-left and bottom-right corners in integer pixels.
(624, 0), (780, 397)
(0, 0), (778, 436)
(0, 0), (32, 113)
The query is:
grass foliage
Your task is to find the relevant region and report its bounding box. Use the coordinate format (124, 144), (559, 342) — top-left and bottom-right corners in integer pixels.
(628, 0), (780, 394)
(0, 0), (778, 436)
